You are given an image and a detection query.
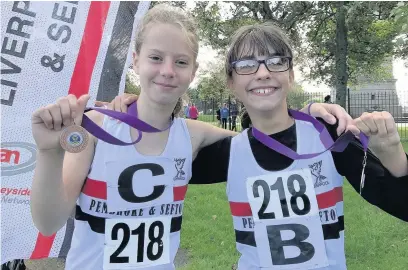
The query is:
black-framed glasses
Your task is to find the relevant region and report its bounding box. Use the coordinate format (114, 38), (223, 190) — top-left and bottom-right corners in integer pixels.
(230, 56), (292, 75)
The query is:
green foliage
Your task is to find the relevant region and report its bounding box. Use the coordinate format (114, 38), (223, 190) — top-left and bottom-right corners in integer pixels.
(196, 62), (230, 101)
(302, 1), (399, 87)
(391, 2), (408, 57)
(287, 83), (308, 109)
(124, 73), (140, 95)
(150, 1), (187, 10)
(392, 2), (408, 33)
(189, 1), (402, 107)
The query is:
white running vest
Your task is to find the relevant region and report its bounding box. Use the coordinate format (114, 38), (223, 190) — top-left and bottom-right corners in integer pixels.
(66, 116), (192, 270)
(227, 120), (346, 270)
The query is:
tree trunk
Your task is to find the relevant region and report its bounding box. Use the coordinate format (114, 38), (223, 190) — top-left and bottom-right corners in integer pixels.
(335, 2), (348, 108)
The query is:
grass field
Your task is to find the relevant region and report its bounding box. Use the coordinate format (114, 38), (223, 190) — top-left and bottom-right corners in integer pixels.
(178, 142), (408, 270)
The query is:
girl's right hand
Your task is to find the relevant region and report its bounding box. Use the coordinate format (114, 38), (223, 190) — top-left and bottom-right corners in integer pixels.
(31, 94), (90, 151)
(95, 93), (138, 113)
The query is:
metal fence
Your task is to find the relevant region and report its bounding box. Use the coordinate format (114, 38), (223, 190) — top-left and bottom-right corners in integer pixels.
(190, 90), (408, 140)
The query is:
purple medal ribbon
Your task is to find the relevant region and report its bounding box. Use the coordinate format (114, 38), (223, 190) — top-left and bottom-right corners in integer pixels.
(252, 109), (369, 160)
(81, 102), (172, 145)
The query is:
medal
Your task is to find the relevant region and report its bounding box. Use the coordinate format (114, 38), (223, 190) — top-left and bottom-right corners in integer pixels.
(60, 124), (89, 153)
(359, 150), (367, 195)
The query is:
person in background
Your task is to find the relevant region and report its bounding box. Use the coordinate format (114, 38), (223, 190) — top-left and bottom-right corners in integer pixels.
(230, 102), (239, 131)
(324, 95), (333, 104)
(220, 103), (229, 129)
(216, 107), (221, 126)
(184, 103), (191, 118)
(189, 103), (199, 120)
(240, 108), (251, 129)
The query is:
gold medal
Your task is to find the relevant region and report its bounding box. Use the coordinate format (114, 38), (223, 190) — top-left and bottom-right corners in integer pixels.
(60, 124), (89, 153)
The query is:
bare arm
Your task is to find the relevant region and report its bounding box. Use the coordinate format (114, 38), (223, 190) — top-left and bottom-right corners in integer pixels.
(186, 119), (237, 159)
(31, 138), (95, 235)
(30, 95), (103, 236)
(99, 95), (358, 159)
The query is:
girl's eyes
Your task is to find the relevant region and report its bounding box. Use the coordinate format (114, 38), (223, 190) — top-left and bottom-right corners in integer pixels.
(176, 60), (189, 66)
(148, 56), (189, 66)
(149, 56), (162, 62)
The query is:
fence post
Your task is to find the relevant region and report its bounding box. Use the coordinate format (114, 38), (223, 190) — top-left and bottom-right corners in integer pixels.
(228, 95), (232, 130)
(212, 98), (215, 122)
(347, 87), (350, 113)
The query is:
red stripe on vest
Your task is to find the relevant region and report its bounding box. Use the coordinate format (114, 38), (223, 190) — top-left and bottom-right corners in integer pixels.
(230, 201), (252, 217)
(174, 185), (188, 201)
(230, 187), (343, 217)
(82, 178), (188, 201)
(31, 1), (111, 259)
(83, 177), (108, 199)
(317, 186), (343, 209)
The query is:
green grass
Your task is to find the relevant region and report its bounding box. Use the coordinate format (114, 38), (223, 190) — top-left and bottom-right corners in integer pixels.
(197, 115), (243, 131)
(398, 127), (408, 141)
(179, 183), (238, 270)
(178, 142), (408, 269)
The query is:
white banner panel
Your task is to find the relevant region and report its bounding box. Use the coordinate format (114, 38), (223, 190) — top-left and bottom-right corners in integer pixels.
(1, 1), (150, 263)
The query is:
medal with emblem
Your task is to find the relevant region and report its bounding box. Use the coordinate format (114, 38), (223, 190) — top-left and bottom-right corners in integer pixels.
(60, 124), (89, 153)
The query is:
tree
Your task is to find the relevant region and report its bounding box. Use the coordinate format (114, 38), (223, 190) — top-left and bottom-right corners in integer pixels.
(150, 1), (187, 9)
(332, 2), (348, 107)
(190, 1), (402, 107)
(287, 83), (309, 109)
(304, 1), (399, 105)
(124, 72), (140, 95)
(196, 62), (230, 101)
(391, 2), (408, 57)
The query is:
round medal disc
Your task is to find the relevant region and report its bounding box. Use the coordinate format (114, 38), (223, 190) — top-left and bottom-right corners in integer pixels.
(60, 125), (89, 153)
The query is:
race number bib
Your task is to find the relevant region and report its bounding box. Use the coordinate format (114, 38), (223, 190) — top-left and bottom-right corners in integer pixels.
(246, 169), (329, 269)
(104, 217), (171, 269)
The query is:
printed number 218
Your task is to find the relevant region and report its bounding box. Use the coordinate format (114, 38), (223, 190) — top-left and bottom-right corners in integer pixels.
(110, 221), (164, 263)
(253, 174), (311, 219)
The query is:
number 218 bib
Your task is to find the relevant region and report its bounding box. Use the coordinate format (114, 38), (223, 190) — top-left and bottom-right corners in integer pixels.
(103, 216), (171, 269)
(246, 168), (329, 269)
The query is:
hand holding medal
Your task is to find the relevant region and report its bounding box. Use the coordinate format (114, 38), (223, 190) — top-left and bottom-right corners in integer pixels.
(352, 111), (408, 189)
(31, 94), (91, 153)
(32, 94), (172, 154)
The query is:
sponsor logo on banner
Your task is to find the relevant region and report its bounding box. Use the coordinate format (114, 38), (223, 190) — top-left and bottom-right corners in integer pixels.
(1, 142), (37, 176)
(1, 187), (31, 205)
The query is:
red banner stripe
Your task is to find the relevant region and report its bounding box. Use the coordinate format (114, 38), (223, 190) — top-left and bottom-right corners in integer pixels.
(230, 187), (343, 217)
(31, 2), (111, 259)
(68, 1), (111, 97)
(30, 233), (56, 259)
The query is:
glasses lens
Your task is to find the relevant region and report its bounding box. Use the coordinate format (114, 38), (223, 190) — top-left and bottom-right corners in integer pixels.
(266, 57), (290, 71)
(234, 60), (258, 74)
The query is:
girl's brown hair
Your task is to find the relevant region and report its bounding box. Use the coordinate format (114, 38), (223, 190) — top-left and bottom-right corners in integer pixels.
(225, 22), (293, 79)
(225, 23), (294, 127)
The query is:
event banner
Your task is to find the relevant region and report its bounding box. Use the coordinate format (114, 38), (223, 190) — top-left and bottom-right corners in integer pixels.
(1, 1), (150, 263)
